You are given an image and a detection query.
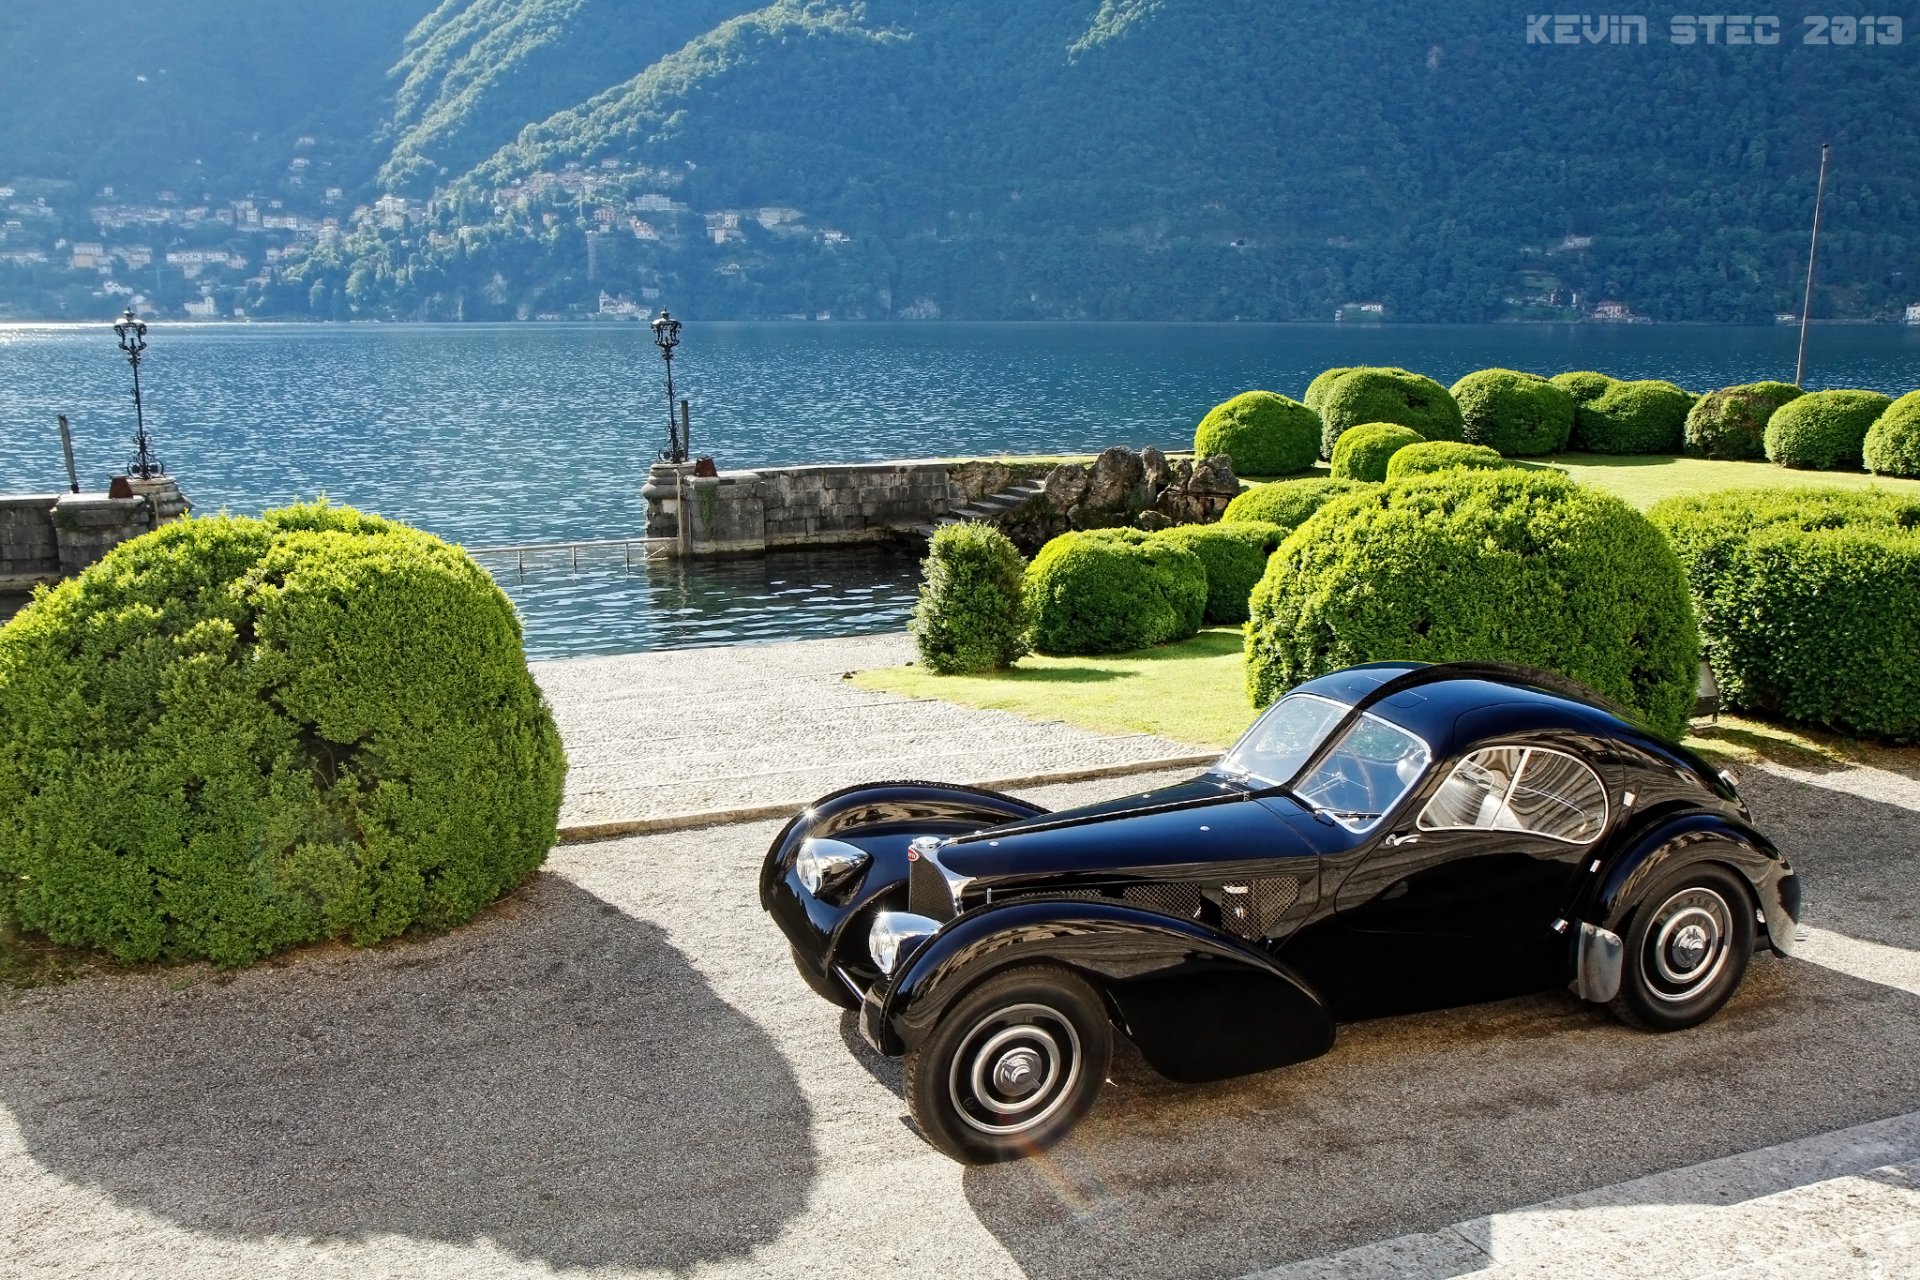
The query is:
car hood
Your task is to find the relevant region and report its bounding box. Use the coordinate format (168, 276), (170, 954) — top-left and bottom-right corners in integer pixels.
(935, 771), (1327, 884)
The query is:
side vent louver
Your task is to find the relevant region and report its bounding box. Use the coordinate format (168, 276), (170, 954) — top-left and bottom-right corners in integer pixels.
(1220, 876), (1300, 939)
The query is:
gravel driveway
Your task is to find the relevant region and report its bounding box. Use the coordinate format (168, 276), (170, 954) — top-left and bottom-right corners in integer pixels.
(2, 762), (1917, 1278)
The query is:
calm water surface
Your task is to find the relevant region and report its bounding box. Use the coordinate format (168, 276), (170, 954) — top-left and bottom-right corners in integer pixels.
(3, 321), (1916, 657)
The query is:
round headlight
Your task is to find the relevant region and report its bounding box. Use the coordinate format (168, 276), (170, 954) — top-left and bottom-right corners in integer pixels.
(869, 911), (941, 976)
(796, 837), (870, 897)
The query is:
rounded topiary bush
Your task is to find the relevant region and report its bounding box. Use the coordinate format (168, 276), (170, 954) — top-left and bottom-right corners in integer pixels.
(0, 504), (568, 967)
(1864, 390), (1920, 477)
(1318, 368), (1464, 459)
(1684, 382), (1804, 460)
(1193, 390), (1321, 477)
(1302, 366), (1363, 415)
(1450, 368), (1575, 456)
(1150, 521), (1287, 625)
(910, 522), (1030, 674)
(1384, 441), (1513, 480)
(1245, 470), (1699, 738)
(1330, 422), (1424, 482)
(1571, 379), (1694, 454)
(1024, 528), (1207, 655)
(1551, 371), (1617, 405)
(1220, 477), (1366, 531)
(1764, 389), (1892, 470)
(1650, 488), (1920, 737)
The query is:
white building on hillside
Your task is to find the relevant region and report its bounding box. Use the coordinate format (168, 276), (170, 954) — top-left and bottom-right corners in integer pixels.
(1906, 303), (1920, 325)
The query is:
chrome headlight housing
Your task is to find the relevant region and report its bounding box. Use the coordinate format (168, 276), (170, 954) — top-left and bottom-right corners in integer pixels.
(795, 837), (870, 899)
(869, 911), (942, 976)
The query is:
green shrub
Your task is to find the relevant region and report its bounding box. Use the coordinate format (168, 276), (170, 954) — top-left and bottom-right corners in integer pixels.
(910, 523), (1030, 674)
(1150, 521), (1287, 625)
(1864, 391), (1920, 477)
(1764, 389), (1892, 470)
(1650, 489), (1920, 737)
(1024, 528), (1207, 655)
(1571, 379), (1694, 454)
(1302, 366), (1362, 415)
(1450, 368), (1576, 456)
(1318, 368), (1464, 458)
(1220, 477), (1366, 530)
(1193, 390), (1321, 477)
(1684, 382), (1804, 460)
(1384, 441), (1514, 480)
(1550, 371), (1617, 405)
(0, 504), (568, 967)
(1330, 422), (1424, 482)
(1246, 470), (1698, 738)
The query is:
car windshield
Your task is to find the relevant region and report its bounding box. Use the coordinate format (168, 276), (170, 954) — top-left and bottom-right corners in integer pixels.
(1219, 694), (1349, 786)
(1221, 694), (1431, 831)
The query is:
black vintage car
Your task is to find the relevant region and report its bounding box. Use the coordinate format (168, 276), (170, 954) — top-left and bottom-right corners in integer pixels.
(761, 661), (1801, 1162)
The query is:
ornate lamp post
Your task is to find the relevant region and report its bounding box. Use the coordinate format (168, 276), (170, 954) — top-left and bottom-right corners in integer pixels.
(650, 308), (686, 463)
(112, 307), (163, 478)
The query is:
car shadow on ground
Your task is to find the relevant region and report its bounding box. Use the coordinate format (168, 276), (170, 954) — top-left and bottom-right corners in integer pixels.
(0, 874), (816, 1272)
(954, 770), (1920, 1280)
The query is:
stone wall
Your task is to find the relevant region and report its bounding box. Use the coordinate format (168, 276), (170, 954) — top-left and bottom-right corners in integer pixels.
(754, 462), (956, 548)
(0, 477), (190, 591)
(0, 495), (64, 591)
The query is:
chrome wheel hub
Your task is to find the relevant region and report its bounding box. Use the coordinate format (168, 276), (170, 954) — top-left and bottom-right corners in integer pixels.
(992, 1047), (1044, 1097)
(949, 1002), (1083, 1136)
(1644, 887), (1732, 1002)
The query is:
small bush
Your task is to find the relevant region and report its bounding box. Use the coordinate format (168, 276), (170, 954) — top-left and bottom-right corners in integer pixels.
(1025, 528), (1208, 655)
(1330, 422), (1424, 482)
(1450, 368), (1576, 456)
(1384, 441), (1513, 480)
(1864, 390), (1920, 477)
(1193, 390), (1321, 477)
(1764, 389), (1892, 470)
(1318, 368), (1464, 458)
(1684, 382), (1804, 460)
(910, 523), (1030, 674)
(1246, 470), (1698, 738)
(1650, 489), (1920, 737)
(1303, 366), (1363, 415)
(1550, 371), (1617, 405)
(1220, 477), (1366, 530)
(1571, 379), (1694, 454)
(0, 504), (568, 967)
(1150, 521), (1287, 625)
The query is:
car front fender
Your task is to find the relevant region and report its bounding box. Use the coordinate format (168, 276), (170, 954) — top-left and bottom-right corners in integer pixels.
(865, 899), (1334, 1084)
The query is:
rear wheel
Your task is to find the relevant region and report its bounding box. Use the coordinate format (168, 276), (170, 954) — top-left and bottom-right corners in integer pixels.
(904, 965), (1111, 1163)
(792, 945), (860, 1009)
(1609, 862), (1755, 1032)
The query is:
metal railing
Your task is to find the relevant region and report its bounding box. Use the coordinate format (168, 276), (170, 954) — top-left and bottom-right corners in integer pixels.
(465, 536), (676, 573)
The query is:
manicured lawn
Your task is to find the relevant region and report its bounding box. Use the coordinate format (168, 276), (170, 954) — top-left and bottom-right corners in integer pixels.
(856, 628), (1918, 771)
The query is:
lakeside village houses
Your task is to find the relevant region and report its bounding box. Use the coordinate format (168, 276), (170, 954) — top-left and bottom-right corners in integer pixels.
(0, 159), (857, 320)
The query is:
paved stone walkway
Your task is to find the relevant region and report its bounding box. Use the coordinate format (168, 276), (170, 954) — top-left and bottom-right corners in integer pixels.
(532, 633), (1216, 834)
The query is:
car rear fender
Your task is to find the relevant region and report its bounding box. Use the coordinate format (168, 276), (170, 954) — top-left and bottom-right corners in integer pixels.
(759, 781), (1047, 907)
(1582, 809), (1799, 959)
(873, 900), (1334, 1084)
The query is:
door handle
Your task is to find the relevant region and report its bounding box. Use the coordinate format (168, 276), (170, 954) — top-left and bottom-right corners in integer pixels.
(1384, 832), (1421, 847)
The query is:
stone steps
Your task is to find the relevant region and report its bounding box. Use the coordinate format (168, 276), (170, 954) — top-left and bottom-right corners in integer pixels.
(913, 478), (1048, 538)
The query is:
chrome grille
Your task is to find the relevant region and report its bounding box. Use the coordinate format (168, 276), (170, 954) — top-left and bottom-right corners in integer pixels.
(1221, 875), (1300, 939)
(908, 852), (957, 922)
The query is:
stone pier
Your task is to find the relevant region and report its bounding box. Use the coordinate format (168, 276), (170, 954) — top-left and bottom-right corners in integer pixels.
(0, 476), (191, 594)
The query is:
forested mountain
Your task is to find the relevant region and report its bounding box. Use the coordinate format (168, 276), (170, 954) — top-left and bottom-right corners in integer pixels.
(2, 1), (1916, 323)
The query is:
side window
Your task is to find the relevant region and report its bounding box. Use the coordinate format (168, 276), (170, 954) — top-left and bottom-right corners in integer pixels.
(1418, 746), (1608, 844)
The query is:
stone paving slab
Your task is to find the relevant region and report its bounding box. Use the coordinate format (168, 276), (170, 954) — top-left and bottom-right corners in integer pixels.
(532, 633), (1217, 831)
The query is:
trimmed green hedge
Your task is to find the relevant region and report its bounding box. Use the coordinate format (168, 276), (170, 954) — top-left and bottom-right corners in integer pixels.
(1384, 441), (1513, 480)
(911, 522), (1030, 674)
(1193, 390), (1320, 477)
(0, 504), (568, 967)
(1330, 422), (1424, 482)
(1684, 382), (1804, 461)
(1150, 521), (1287, 625)
(1450, 368), (1576, 456)
(1024, 528), (1208, 655)
(1550, 371), (1617, 405)
(1764, 389), (1892, 470)
(1864, 391), (1920, 477)
(1303, 366), (1363, 415)
(1318, 368), (1464, 459)
(1246, 470), (1699, 738)
(1572, 378), (1695, 454)
(1650, 489), (1920, 737)
(1220, 477), (1366, 530)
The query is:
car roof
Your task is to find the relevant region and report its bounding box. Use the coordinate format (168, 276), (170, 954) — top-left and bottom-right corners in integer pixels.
(1289, 661), (1639, 758)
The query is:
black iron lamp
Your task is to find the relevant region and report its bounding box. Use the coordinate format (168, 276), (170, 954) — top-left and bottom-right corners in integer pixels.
(112, 307), (163, 479)
(649, 308), (686, 463)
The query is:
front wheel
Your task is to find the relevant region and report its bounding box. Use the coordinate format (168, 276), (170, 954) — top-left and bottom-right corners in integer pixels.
(1609, 862), (1755, 1032)
(904, 965), (1112, 1163)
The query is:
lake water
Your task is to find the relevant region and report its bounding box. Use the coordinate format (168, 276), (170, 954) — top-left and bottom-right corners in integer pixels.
(3, 321), (1916, 656)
